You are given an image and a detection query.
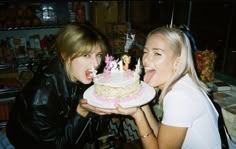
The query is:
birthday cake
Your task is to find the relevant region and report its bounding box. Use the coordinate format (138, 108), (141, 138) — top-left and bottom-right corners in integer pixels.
(92, 54), (142, 99)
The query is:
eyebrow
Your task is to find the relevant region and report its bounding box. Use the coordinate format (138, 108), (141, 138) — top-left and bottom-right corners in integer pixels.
(153, 48), (164, 51)
(144, 47), (164, 51)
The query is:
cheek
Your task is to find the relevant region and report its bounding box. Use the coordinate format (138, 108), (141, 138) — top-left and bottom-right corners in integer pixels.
(155, 58), (164, 65)
(157, 64), (173, 78)
(155, 56), (173, 72)
(70, 60), (83, 76)
(153, 60), (173, 84)
(71, 60), (81, 71)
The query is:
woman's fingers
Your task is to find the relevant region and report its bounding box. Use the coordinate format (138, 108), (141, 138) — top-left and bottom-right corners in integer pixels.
(80, 98), (88, 104)
(80, 102), (114, 115)
(80, 101), (139, 116)
(95, 107), (117, 114)
(115, 104), (138, 115)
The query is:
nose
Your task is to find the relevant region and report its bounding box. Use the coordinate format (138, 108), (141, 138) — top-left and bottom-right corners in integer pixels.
(92, 56), (99, 69)
(142, 55), (148, 66)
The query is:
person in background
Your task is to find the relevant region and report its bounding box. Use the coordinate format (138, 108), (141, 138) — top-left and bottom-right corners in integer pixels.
(6, 23), (110, 149)
(82, 26), (222, 148)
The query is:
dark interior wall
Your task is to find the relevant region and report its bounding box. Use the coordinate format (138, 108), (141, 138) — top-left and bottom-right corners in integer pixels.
(129, 0), (236, 78)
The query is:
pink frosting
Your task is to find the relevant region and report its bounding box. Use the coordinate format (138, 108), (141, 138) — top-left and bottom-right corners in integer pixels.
(96, 71), (111, 79)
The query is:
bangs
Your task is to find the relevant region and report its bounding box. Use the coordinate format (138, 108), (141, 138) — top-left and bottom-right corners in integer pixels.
(71, 40), (98, 60)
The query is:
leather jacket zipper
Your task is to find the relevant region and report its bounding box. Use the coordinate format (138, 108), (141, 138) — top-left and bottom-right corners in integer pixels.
(75, 117), (92, 144)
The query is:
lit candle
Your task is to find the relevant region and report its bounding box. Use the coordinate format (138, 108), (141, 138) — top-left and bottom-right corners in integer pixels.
(90, 64), (97, 78)
(135, 58), (141, 75)
(118, 60), (124, 72)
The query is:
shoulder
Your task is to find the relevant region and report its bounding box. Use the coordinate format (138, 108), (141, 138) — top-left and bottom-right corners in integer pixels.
(26, 56), (65, 92)
(167, 74), (202, 102)
(21, 72), (57, 104)
(162, 77), (205, 126)
(162, 89), (203, 127)
(164, 76), (204, 110)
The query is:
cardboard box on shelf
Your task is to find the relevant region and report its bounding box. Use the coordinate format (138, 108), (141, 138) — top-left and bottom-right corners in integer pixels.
(213, 81), (232, 91)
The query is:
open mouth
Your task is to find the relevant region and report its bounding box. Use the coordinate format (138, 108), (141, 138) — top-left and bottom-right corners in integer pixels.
(86, 66), (98, 80)
(144, 67), (156, 83)
(85, 70), (93, 80)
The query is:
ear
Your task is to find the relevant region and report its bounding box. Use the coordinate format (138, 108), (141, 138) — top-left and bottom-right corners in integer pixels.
(173, 56), (180, 72)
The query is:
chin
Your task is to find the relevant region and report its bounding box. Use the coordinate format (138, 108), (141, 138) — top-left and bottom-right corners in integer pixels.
(82, 79), (92, 85)
(149, 81), (160, 88)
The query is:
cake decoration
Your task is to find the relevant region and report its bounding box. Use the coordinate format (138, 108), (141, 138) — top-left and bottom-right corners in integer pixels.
(104, 54), (119, 72)
(134, 58), (141, 75)
(89, 64), (97, 78)
(121, 54), (131, 71)
(84, 54), (156, 108)
(92, 54), (142, 99)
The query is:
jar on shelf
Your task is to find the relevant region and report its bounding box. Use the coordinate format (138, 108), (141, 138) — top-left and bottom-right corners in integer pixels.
(195, 49), (216, 82)
(76, 3), (85, 23)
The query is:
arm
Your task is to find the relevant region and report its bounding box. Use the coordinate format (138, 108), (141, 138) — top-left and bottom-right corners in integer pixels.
(114, 104), (187, 149)
(132, 107), (187, 149)
(81, 100), (188, 149)
(17, 78), (93, 148)
(158, 124), (187, 149)
(141, 105), (159, 136)
(132, 108), (158, 149)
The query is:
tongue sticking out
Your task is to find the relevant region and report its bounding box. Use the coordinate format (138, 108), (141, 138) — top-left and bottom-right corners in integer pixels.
(144, 70), (156, 83)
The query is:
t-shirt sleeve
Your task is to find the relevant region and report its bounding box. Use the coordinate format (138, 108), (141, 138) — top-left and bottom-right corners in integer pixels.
(161, 91), (200, 128)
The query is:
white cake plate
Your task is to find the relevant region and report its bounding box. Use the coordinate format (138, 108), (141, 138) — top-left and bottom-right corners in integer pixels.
(83, 81), (156, 109)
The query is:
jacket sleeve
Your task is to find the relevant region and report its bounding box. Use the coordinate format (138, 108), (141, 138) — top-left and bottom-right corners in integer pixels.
(15, 76), (96, 149)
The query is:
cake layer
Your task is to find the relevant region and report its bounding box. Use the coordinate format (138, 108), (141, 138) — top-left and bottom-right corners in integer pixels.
(94, 79), (140, 98)
(94, 71), (140, 98)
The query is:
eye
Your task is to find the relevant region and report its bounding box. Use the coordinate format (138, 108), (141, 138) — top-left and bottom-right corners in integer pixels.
(97, 52), (103, 58)
(154, 52), (161, 56)
(83, 54), (90, 58)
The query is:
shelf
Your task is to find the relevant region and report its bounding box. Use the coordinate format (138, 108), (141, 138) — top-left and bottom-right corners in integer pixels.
(0, 64), (15, 70)
(0, 24), (65, 31)
(0, 88), (21, 99)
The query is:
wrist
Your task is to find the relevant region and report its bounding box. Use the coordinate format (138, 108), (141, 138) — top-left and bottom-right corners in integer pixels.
(77, 105), (89, 117)
(140, 130), (154, 139)
(131, 107), (145, 121)
(77, 110), (89, 117)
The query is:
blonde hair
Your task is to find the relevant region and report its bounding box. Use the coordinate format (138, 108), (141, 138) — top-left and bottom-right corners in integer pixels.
(147, 26), (210, 104)
(55, 24), (107, 81)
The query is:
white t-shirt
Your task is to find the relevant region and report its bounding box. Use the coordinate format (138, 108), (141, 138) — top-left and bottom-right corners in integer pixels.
(162, 74), (222, 149)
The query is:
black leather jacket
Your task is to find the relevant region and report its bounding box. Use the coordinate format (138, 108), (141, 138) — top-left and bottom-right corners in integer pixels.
(6, 56), (108, 149)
